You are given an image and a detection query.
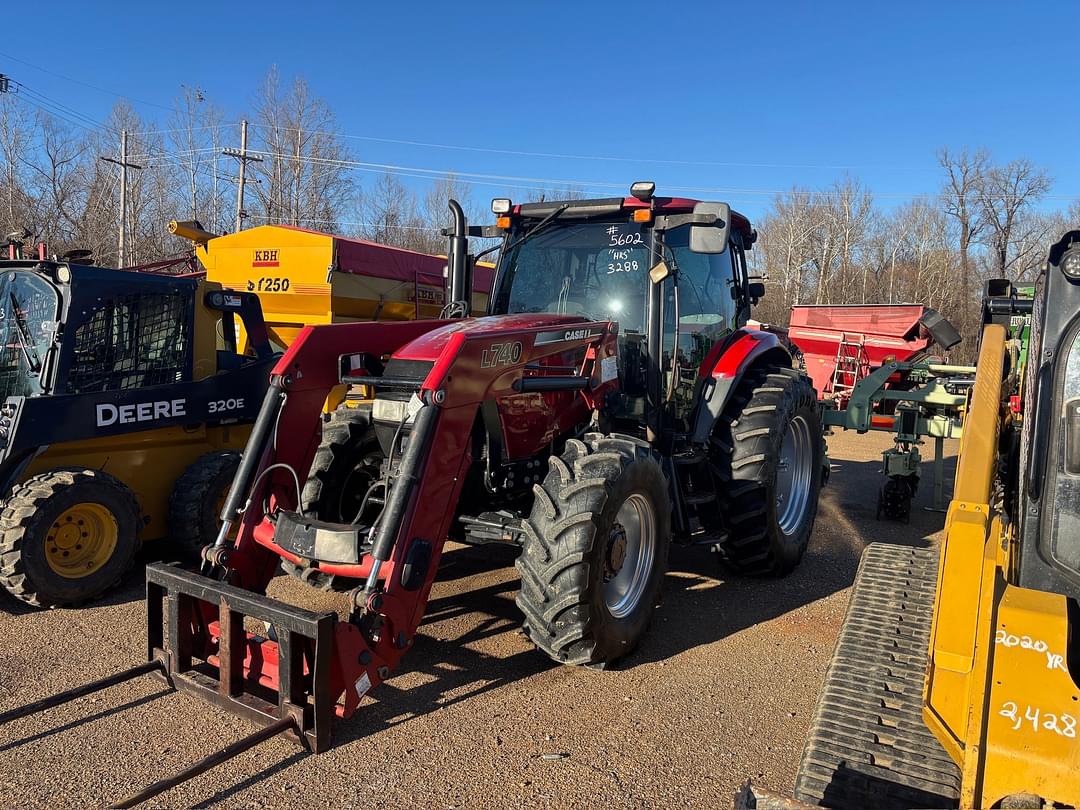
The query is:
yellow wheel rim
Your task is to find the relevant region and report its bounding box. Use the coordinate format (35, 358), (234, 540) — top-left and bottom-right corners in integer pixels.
(44, 503), (118, 579)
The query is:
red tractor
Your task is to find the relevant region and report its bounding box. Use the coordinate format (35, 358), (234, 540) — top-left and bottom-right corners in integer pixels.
(2, 183), (825, 804)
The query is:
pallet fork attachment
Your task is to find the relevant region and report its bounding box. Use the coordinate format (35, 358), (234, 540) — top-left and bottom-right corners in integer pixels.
(0, 562), (337, 807)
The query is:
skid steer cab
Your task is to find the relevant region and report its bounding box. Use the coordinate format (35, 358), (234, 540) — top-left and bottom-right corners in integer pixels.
(0, 258), (275, 607)
(1, 185), (825, 806)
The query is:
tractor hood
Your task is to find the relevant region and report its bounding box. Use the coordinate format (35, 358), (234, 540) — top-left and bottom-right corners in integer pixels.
(390, 313), (590, 365)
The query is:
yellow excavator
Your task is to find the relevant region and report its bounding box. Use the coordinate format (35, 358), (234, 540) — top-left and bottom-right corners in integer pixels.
(742, 231), (1080, 808)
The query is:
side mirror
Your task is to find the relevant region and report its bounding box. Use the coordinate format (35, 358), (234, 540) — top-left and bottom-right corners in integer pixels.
(689, 202), (731, 254)
(748, 281), (766, 304)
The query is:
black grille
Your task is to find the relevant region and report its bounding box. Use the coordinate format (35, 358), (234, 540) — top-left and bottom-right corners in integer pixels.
(66, 293), (190, 394)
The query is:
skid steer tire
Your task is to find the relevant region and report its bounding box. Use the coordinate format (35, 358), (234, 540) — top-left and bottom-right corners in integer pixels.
(168, 451), (241, 561)
(710, 365), (823, 577)
(516, 433), (672, 668)
(0, 468), (140, 608)
(282, 405), (382, 590)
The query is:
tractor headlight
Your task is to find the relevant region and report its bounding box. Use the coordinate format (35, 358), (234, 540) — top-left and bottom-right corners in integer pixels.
(491, 198), (511, 214)
(1062, 247), (1080, 280)
(55, 266), (71, 284)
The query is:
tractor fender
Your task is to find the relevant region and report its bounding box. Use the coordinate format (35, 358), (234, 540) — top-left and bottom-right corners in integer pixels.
(689, 328), (793, 444)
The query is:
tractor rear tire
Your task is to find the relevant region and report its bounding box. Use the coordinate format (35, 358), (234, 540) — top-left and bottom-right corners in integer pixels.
(282, 405), (382, 590)
(0, 468), (140, 607)
(516, 433), (671, 668)
(168, 451), (240, 561)
(710, 365), (823, 576)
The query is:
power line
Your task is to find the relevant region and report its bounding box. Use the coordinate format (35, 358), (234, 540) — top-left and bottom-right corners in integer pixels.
(245, 214), (440, 232)
(247, 122), (907, 172)
(16, 84), (111, 132)
(0, 50), (174, 112)
(9, 89), (105, 134)
(232, 149), (1080, 202)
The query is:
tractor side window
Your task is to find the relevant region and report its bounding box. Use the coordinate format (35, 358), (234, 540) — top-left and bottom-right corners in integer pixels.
(662, 225), (737, 339)
(66, 292), (191, 394)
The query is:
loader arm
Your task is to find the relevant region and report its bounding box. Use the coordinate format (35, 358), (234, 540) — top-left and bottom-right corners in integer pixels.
(196, 316), (620, 723)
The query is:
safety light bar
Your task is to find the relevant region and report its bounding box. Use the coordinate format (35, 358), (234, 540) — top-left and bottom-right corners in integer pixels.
(491, 198), (512, 214)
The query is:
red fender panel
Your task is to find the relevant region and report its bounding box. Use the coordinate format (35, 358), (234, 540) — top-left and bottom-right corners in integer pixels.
(701, 328), (785, 379)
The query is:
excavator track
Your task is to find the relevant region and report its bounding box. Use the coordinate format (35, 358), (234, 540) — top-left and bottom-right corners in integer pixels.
(793, 542), (961, 809)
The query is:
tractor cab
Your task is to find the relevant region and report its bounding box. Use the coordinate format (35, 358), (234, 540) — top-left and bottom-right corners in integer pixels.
(486, 183), (763, 442)
(0, 259), (268, 408)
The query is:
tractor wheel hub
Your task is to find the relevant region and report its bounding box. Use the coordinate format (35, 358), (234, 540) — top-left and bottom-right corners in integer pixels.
(606, 526), (628, 578)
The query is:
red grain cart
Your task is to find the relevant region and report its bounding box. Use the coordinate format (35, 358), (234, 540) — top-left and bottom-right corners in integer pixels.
(787, 304), (958, 397)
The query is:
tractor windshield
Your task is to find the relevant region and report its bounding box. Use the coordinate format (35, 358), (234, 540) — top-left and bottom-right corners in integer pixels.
(0, 271), (58, 400)
(494, 222), (653, 333)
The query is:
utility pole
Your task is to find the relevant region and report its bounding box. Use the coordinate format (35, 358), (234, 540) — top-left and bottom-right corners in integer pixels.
(223, 120), (263, 232)
(100, 130), (143, 268)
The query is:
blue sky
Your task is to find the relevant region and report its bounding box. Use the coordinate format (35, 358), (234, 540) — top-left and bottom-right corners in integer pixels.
(1, 1), (1075, 223)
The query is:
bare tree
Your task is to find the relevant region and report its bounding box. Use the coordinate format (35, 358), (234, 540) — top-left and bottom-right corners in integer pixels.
(978, 158), (1053, 277)
(168, 86), (229, 234)
(753, 188), (817, 321)
(938, 147), (989, 317)
(249, 67), (354, 230)
(23, 110), (89, 248)
(357, 173), (426, 249)
(0, 95), (33, 236)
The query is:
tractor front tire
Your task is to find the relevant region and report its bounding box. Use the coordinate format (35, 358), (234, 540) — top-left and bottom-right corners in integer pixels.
(282, 405), (382, 590)
(168, 451), (241, 561)
(711, 365), (824, 576)
(301, 406), (382, 523)
(516, 433), (671, 668)
(0, 468), (140, 607)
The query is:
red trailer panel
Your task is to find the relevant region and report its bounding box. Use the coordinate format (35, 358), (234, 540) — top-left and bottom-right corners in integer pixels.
(787, 304), (933, 395)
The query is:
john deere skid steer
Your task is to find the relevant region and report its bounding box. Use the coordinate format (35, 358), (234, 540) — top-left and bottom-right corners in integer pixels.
(0, 256), (275, 607)
(0, 223), (494, 609)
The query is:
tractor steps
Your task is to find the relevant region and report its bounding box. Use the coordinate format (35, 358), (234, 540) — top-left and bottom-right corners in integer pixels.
(793, 542), (961, 809)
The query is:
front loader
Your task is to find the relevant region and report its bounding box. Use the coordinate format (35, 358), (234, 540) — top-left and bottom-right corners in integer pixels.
(0, 185), (826, 806)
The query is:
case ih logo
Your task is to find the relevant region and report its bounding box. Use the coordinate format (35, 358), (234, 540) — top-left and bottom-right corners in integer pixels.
(534, 327), (603, 346)
(252, 249), (280, 268)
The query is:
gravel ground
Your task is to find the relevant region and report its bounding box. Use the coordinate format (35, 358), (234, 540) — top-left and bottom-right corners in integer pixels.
(0, 429), (955, 809)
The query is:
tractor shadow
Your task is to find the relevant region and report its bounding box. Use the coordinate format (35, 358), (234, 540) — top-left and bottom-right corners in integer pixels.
(630, 451), (956, 666)
(0, 540), (224, 615)
(335, 544), (557, 746)
(193, 449), (959, 805)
